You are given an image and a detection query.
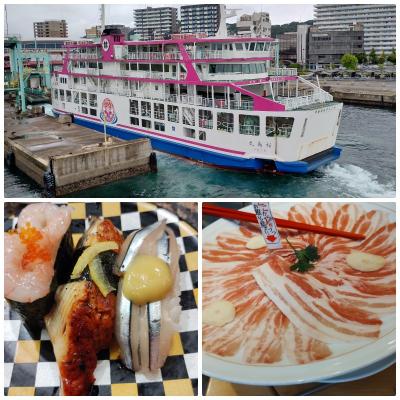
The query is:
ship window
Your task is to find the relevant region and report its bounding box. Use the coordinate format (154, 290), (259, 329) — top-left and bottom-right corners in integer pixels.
(130, 63), (138, 70)
(79, 61), (86, 68)
(81, 106), (88, 114)
(217, 112), (234, 132)
(199, 109), (213, 129)
(232, 64), (241, 73)
(266, 116), (294, 138)
(244, 42), (249, 50)
(139, 64), (149, 71)
(120, 63), (129, 70)
(256, 43), (264, 51)
(89, 94), (97, 107)
(59, 89), (65, 101)
(80, 92), (87, 105)
(199, 131), (207, 141)
(141, 101), (151, 117)
(88, 62), (97, 68)
(209, 64), (216, 74)
(155, 122), (165, 132)
(154, 103), (165, 120)
(239, 115), (260, 136)
(236, 43), (243, 51)
(130, 117), (139, 126)
(90, 108), (97, 116)
(142, 119), (151, 129)
(152, 64), (162, 72)
(74, 77), (79, 84)
(167, 105), (179, 122)
(182, 107), (195, 126)
(250, 64), (257, 73)
(164, 65), (169, 72)
(66, 90), (72, 102)
(81, 77), (86, 84)
(53, 89), (58, 99)
(73, 92), (79, 104)
(249, 43), (256, 51)
(98, 63), (103, 69)
(184, 127), (196, 138)
(243, 64), (250, 74)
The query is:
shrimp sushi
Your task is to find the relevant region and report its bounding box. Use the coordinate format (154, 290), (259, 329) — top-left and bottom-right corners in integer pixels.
(4, 203), (73, 330)
(45, 216), (123, 395)
(114, 220), (181, 372)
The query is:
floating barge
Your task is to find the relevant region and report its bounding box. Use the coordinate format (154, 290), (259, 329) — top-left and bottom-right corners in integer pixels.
(4, 106), (155, 196)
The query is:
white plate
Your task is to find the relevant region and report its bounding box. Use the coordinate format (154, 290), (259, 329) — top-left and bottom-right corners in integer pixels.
(202, 202), (396, 385)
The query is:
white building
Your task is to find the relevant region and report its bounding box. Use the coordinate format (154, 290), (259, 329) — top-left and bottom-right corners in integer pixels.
(314, 4), (396, 53)
(236, 12), (271, 37)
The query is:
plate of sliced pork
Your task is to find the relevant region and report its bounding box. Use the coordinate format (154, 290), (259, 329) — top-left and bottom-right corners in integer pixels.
(202, 202), (395, 385)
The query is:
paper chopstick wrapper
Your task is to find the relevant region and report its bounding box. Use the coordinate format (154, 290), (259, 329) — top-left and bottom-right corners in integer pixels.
(253, 202), (282, 249)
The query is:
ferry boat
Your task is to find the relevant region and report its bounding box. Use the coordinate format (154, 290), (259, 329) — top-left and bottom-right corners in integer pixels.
(51, 29), (343, 173)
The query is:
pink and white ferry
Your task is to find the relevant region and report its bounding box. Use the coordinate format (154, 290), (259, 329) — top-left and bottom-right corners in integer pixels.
(51, 28), (342, 173)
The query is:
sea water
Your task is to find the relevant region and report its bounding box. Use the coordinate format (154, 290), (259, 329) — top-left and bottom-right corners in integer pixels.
(4, 104), (396, 199)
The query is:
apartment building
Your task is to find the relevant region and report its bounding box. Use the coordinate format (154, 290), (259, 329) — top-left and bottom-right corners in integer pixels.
(134, 7), (178, 40)
(33, 20), (68, 38)
(314, 4), (396, 53)
(181, 4), (221, 37)
(236, 12), (271, 37)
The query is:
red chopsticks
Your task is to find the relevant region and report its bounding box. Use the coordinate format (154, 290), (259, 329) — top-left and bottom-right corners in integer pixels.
(203, 204), (366, 241)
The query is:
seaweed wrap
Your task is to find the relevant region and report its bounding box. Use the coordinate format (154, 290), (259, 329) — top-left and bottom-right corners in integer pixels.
(4, 203), (74, 331)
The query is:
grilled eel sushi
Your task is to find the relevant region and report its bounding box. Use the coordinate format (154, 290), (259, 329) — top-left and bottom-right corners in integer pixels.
(45, 217), (123, 395)
(114, 220), (181, 372)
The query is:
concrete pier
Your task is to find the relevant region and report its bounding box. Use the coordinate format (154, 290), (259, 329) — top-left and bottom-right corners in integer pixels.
(5, 106), (154, 196)
(319, 79), (395, 108)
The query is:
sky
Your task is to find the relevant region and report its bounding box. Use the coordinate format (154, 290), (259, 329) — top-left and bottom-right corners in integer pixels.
(4, 4), (314, 40)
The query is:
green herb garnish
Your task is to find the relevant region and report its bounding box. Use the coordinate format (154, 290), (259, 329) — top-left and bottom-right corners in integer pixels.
(286, 238), (320, 273)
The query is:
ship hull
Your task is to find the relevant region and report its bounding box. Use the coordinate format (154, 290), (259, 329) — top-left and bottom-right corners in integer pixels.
(62, 112), (341, 174)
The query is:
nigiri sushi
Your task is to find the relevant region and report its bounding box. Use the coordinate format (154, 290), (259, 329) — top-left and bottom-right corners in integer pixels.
(114, 220), (181, 372)
(4, 203), (73, 330)
(45, 216), (123, 395)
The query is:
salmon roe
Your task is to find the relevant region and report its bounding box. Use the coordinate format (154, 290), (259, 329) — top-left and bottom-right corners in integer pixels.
(18, 223), (51, 269)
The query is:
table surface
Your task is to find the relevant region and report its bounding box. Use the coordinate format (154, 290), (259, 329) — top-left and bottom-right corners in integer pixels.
(202, 202), (396, 396)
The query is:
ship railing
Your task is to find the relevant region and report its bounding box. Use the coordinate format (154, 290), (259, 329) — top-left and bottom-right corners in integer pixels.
(230, 100), (254, 110)
(267, 67), (297, 76)
(239, 124), (260, 136)
(167, 113), (179, 122)
(70, 53), (100, 60)
(154, 111), (165, 119)
(127, 52), (181, 60)
(87, 85), (98, 92)
(189, 50), (272, 59)
(53, 66), (63, 72)
(214, 99), (228, 109)
(217, 121), (234, 132)
(87, 68), (99, 75)
(277, 91), (333, 110)
(199, 119), (213, 129)
(198, 97), (214, 108)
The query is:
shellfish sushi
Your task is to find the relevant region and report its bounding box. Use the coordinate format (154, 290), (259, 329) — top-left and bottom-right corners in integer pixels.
(114, 220), (181, 372)
(45, 216), (123, 395)
(4, 203), (73, 330)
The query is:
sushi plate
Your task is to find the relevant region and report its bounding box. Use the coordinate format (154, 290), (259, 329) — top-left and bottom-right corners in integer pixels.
(202, 202), (396, 386)
(4, 202), (198, 396)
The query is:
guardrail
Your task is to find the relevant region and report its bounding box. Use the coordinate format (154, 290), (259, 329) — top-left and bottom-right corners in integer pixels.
(277, 91), (333, 110)
(127, 52), (181, 60)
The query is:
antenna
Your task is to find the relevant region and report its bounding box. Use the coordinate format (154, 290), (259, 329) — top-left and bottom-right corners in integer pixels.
(100, 4), (105, 33)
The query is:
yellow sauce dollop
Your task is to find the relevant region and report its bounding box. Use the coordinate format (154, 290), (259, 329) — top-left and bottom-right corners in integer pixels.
(122, 254), (173, 305)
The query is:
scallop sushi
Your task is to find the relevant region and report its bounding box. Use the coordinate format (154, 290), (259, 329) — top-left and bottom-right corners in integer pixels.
(114, 220), (181, 372)
(45, 216), (123, 395)
(4, 203), (73, 330)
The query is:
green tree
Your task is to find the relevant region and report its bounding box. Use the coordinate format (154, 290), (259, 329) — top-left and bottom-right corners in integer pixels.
(369, 48), (378, 64)
(355, 52), (367, 64)
(341, 53), (358, 70)
(377, 50), (386, 65)
(387, 48), (396, 64)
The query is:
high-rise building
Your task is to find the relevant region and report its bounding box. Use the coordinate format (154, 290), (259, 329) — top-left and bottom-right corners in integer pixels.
(308, 24), (364, 66)
(180, 4), (221, 37)
(84, 26), (102, 39)
(314, 4), (396, 53)
(134, 7), (178, 40)
(277, 32), (298, 65)
(33, 20), (68, 38)
(236, 12), (271, 37)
